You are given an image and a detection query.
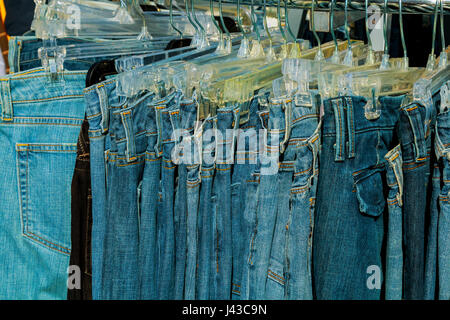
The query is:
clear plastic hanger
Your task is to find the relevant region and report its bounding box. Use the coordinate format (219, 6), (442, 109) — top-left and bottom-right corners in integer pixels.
(319, 0), (426, 120)
(33, 0), (204, 39)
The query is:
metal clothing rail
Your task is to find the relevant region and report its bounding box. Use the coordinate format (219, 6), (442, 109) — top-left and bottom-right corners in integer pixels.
(215, 0), (450, 15)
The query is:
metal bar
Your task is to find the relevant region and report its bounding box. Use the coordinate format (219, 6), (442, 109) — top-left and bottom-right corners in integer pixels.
(215, 0), (450, 14)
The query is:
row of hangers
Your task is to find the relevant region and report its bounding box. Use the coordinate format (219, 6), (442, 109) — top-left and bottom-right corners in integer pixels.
(33, 0), (449, 127)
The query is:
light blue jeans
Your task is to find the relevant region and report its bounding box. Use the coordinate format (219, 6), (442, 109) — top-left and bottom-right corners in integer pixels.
(0, 67), (87, 299)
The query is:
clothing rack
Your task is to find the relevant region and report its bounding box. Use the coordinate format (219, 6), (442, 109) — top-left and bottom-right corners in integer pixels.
(214, 0), (450, 15)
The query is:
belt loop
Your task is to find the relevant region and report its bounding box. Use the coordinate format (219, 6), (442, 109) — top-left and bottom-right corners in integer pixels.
(96, 84), (109, 134)
(332, 98), (345, 162)
(402, 104), (428, 162)
(1, 79), (13, 122)
(307, 123), (321, 187)
(120, 109), (137, 162)
(345, 97), (356, 159)
(280, 99), (292, 154)
(385, 145), (404, 206)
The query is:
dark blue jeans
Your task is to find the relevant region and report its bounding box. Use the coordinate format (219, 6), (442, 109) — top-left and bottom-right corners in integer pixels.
(398, 100), (434, 300)
(104, 91), (155, 300)
(313, 95), (402, 300)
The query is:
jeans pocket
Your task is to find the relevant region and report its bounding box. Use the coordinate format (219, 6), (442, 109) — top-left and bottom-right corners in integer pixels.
(16, 143), (77, 255)
(353, 167), (386, 217)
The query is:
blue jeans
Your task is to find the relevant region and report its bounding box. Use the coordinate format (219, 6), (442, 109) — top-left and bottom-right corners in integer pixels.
(179, 97), (201, 300)
(211, 104), (240, 299)
(104, 91), (155, 300)
(398, 100), (434, 300)
(0, 67), (87, 299)
(196, 116), (217, 300)
(284, 93), (321, 300)
(156, 91), (183, 299)
(384, 145), (403, 300)
(313, 95), (402, 300)
(85, 79), (122, 300)
(240, 104), (269, 300)
(231, 98), (262, 300)
(244, 97), (286, 300)
(435, 102), (450, 300)
(138, 92), (162, 300)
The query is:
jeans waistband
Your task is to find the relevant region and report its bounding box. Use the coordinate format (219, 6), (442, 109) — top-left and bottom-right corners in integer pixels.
(84, 79), (123, 138)
(0, 67), (87, 122)
(322, 95), (402, 162)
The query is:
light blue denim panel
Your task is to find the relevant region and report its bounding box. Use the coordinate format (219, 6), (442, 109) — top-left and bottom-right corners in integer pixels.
(384, 145), (404, 300)
(0, 67), (87, 299)
(84, 79), (123, 300)
(435, 106), (450, 300)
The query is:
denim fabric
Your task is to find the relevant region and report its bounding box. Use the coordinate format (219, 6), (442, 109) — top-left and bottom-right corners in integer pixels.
(243, 97), (286, 300)
(156, 91), (183, 300)
(138, 92), (162, 300)
(313, 95), (402, 300)
(0, 68), (87, 299)
(239, 105), (269, 300)
(174, 160), (187, 300)
(384, 145), (403, 300)
(398, 100), (434, 300)
(424, 164), (440, 300)
(284, 93), (321, 300)
(435, 105), (450, 300)
(230, 98), (261, 300)
(104, 91), (155, 300)
(84, 79), (122, 300)
(196, 116), (217, 300)
(179, 98), (201, 300)
(211, 104), (240, 300)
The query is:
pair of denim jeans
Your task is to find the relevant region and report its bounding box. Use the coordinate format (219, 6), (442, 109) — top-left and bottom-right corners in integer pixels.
(432, 81), (450, 300)
(0, 67), (87, 299)
(264, 93), (321, 300)
(239, 92), (320, 300)
(313, 95), (403, 300)
(397, 97), (435, 300)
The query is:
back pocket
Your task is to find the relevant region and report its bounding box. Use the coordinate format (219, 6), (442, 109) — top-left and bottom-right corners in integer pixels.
(16, 143), (78, 255)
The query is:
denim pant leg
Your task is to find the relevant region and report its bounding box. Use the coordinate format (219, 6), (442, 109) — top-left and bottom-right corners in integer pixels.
(156, 92), (183, 300)
(285, 94), (321, 300)
(314, 96), (401, 300)
(176, 98), (200, 300)
(239, 108), (268, 300)
(424, 164), (441, 300)
(84, 80), (120, 300)
(106, 92), (154, 300)
(231, 99), (261, 300)
(211, 105), (240, 299)
(435, 108), (450, 300)
(384, 145), (404, 300)
(398, 101), (434, 300)
(138, 96), (161, 300)
(246, 99), (286, 300)
(196, 117), (217, 300)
